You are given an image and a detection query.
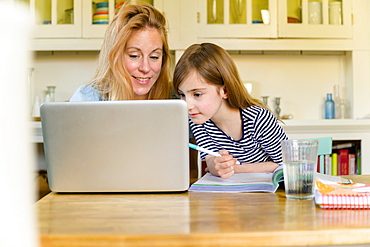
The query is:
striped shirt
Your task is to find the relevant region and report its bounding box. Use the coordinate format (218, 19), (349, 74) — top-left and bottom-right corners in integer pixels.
(190, 106), (288, 165)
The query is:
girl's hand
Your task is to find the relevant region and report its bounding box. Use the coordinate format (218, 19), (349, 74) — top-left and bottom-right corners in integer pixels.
(207, 150), (238, 179)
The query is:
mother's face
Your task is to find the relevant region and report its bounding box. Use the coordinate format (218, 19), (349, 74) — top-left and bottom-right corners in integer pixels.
(123, 28), (163, 100)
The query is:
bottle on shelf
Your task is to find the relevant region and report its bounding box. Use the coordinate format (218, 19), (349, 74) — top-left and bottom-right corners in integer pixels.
(333, 84), (347, 119)
(274, 97), (281, 119)
(45, 86), (56, 102)
(262, 96), (269, 107)
(325, 93), (335, 119)
(333, 85), (341, 118)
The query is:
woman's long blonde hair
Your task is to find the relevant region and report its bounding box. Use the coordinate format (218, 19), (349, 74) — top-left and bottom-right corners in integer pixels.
(90, 2), (172, 100)
(173, 43), (266, 109)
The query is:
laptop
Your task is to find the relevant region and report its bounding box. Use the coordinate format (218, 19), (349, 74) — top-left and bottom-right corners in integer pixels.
(40, 100), (190, 192)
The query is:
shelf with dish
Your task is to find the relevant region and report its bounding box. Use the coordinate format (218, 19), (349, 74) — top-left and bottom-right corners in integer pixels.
(19, 0), (153, 39)
(197, 0), (352, 39)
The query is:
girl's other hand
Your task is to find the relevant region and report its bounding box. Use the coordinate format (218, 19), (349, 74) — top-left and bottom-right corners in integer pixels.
(213, 150), (237, 179)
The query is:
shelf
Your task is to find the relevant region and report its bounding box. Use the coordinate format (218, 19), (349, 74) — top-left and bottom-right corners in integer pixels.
(196, 38), (354, 52)
(282, 119), (370, 134)
(31, 37), (355, 52)
(281, 119), (370, 175)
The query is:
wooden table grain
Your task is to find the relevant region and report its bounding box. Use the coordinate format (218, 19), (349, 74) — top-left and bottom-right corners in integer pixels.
(37, 175), (370, 247)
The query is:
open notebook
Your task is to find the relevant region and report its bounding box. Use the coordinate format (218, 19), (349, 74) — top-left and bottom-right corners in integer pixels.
(41, 100), (189, 192)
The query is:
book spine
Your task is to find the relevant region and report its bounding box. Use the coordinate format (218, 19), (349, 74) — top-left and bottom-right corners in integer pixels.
(357, 149), (361, 175)
(320, 155), (325, 173)
(325, 154), (332, 175)
(331, 153), (338, 176)
(339, 149), (349, 175)
(349, 154), (356, 175)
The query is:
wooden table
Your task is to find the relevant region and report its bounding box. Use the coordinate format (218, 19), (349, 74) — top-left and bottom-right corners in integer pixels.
(37, 175), (370, 247)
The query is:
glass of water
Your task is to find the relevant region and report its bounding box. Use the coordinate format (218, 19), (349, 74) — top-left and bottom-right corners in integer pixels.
(281, 139), (319, 200)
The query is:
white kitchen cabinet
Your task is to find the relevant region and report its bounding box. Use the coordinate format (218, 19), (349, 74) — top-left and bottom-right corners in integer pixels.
(29, 0), (82, 38)
(278, 0), (352, 39)
(25, 0), (153, 39)
(197, 0), (278, 38)
(197, 0), (352, 39)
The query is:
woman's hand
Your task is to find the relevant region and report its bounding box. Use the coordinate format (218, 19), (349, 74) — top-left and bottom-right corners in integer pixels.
(205, 150), (238, 179)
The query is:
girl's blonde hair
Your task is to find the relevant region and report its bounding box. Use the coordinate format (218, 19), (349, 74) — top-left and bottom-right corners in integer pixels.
(173, 43), (266, 109)
(90, 2), (172, 100)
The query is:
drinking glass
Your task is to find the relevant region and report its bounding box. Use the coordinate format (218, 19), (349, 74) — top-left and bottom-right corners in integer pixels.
(281, 140), (319, 200)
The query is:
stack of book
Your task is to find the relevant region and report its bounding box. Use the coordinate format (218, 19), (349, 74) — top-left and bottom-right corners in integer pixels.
(315, 178), (370, 209)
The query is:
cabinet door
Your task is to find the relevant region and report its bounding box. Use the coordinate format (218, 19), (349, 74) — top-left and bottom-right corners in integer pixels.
(197, 0), (278, 38)
(30, 0), (82, 38)
(158, 0), (197, 50)
(278, 0), (352, 38)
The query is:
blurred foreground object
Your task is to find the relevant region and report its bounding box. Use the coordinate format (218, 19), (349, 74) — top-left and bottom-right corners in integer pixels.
(0, 2), (38, 247)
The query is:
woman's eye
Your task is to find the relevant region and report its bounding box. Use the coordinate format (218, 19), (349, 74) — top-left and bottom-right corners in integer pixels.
(194, 93), (202, 97)
(150, 56), (160, 60)
(129, 54), (139, 59)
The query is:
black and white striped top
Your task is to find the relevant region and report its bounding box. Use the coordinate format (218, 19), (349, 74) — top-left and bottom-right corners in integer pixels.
(190, 106), (288, 165)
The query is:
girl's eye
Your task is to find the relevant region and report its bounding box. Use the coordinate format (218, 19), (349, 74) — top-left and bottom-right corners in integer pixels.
(150, 56), (160, 60)
(129, 54), (139, 59)
(194, 93), (202, 97)
(178, 93), (185, 98)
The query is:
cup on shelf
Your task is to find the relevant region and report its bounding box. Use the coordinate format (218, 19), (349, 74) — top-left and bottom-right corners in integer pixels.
(93, 2), (109, 24)
(281, 139), (319, 200)
(329, 1), (342, 25)
(261, 10), (270, 25)
(45, 86), (56, 102)
(96, 2), (108, 8)
(308, 1), (322, 24)
(62, 8), (74, 24)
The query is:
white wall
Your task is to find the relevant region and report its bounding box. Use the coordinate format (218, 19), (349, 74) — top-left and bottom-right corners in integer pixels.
(231, 52), (348, 120)
(30, 51), (98, 102)
(30, 50), (348, 120)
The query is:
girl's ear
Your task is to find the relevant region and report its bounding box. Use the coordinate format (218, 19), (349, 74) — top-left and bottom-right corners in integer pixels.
(221, 86), (228, 100)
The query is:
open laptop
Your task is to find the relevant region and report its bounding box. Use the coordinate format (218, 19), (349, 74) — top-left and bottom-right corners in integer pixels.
(40, 100), (189, 192)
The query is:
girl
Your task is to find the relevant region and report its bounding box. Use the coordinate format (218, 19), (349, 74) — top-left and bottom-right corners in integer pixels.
(70, 2), (172, 101)
(173, 43), (288, 179)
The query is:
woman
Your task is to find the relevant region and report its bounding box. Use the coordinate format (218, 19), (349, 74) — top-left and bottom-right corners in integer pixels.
(70, 2), (172, 101)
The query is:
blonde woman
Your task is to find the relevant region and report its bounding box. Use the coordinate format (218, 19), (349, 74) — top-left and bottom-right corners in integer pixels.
(71, 2), (172, 101)
(173, 43), (288, 179)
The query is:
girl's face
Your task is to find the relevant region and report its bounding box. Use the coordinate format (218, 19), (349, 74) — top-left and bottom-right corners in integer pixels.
(124, 28), (163, 100)
(177, 70), (227, 124)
